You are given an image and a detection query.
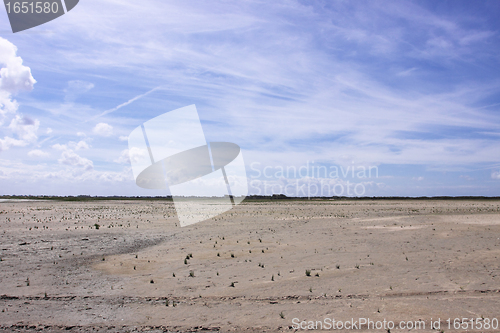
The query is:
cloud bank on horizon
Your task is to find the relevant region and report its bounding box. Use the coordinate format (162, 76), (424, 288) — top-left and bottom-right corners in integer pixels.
(0, 0), (499, 196)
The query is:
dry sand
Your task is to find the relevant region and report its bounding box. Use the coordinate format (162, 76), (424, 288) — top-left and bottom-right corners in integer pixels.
(0, 199), (499, 332)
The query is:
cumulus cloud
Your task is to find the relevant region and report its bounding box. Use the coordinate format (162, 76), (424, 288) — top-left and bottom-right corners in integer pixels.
(0, 37), (36, 124)
(52, 143), (67, 150)
(115, 147), (148, 165)
(52, 140), (90, 151)
(0, 38), (36, 94)
(128, 146), (148, 164)
(0, 115), (39, 151)
(93, 122), (113, 137)
(28, 149), (49, 158)
(0, 136), (26, 151)
(0, 92), (18, 122)
(73, 140), (90, 150)
(114, 148), (131, 164)
(50, 140), (93, 171)
(8, 115), (39, 142)
(58, 149), (93, 171)
(0, 38), (38, 152)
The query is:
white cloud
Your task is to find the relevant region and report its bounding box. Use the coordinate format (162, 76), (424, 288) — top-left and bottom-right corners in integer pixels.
(0, 158), (133, 188)
(119, 135), (128, 141)
(0, 38), (38, 152)
(114, 149), (131, 164)
(0, 136), (27, 151)
(0, 37), (36, 94)
(58, 149), (94, 171)
(52, 143), (67, 150)
(77, 132), (86, 137)
(52, 139), (93, 171)
(0, 92), (18, 124)
(93, 122), (113, 137)
(98, 170), (132, 182)
(128, 147), (148, 164)
(28, 149), (49, 158)
(46, 128), (53, 134)
(0, 37), (36, 124)
(74, 140), (90, 150)
(492, 170), (500, 180)
(115, 147), (148, 165)
(8, 115), (39, 142)
(64, 140), (90, 151)
(0, 115), (40, 151)
(52, 140), (90, 151)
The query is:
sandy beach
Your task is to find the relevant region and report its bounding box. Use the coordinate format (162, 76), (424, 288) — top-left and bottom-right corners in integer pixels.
(0, 199), (499, 332)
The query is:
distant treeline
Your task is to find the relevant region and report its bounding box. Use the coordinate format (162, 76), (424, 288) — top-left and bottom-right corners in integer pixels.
(245, 194), (500, 201)
(1, 194), (499, 201)
(0, 195), (174, 201)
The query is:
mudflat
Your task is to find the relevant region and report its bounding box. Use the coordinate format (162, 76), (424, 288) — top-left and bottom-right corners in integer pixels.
(0, 199), (499, 332)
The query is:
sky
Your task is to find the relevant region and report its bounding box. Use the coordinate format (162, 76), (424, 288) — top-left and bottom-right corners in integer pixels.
(0, 0), (499, 197)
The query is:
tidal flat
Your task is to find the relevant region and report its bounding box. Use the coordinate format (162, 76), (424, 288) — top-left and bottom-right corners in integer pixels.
(0, 199), (499, 332)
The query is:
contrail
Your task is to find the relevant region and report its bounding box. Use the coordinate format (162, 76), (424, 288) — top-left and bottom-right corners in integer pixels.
(88, 86), (163, 121)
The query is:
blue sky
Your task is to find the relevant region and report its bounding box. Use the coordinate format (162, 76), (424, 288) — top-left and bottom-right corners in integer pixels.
(0, 0), (499, 196)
